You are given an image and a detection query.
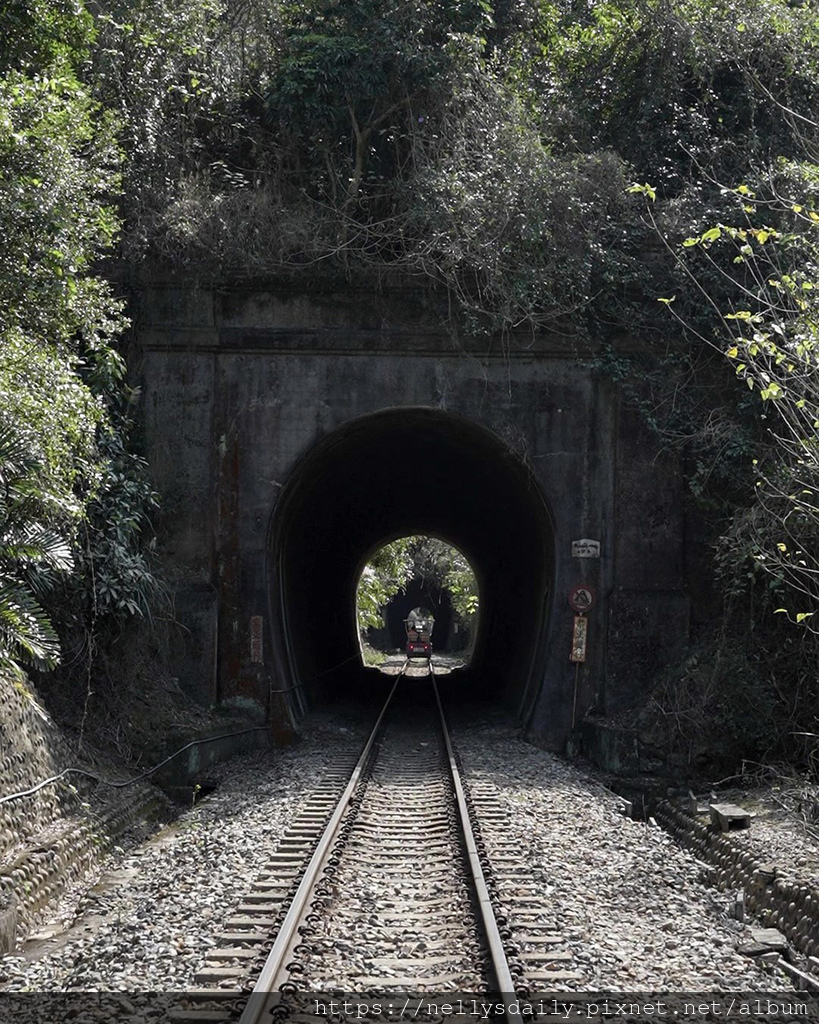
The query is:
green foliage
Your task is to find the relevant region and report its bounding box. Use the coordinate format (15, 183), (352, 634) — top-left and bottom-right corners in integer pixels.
(0, 0), (162, 679)
(360, 642), (388, 667)
(90, 0), (235, 231)
(0, 419), (72, 674)
(0, 333), (103, 519)
(79, 0), (819, 334)
(0, 73), (121, 338)
(356, 538), (414, 633)
(97, 0), (649, 333)
(637, 636), (814, 773)
(400, 536), (480, 627)
(80, 419), (162, 620)
(640, 159), (819, 619)
(628, 152), (819, 771)
(0, 0), (95, 73)
(442, 555), (480, 623)
(270, 0), (492, 201)
(408, 77), (637, 331)
(356, 535), (479, 638)
(539, 0), (819, 190)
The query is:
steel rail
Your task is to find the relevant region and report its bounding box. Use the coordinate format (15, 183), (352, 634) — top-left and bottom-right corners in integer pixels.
(238, 664), (406, 1024)
(430, 665), (524, 1024)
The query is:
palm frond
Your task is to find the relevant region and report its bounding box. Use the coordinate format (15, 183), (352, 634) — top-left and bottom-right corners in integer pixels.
(0, 419), (68, 673)
(0, 523), (73, 572)
(0, 577), (61, 669)
(0, 422), (40, 487)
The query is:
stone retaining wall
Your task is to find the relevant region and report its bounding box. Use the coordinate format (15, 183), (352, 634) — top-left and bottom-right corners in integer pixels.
(0, 675), (80, 864)
(653, 799), (819, 959)
(0, 672), (172, 952)
(0, 784), (169, 951)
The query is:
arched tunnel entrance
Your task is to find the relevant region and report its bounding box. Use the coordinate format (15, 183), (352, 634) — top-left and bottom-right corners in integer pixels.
(268, 409), (555, 719)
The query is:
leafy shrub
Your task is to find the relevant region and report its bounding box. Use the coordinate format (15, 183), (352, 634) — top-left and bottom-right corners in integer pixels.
(0, 1), (163, 681)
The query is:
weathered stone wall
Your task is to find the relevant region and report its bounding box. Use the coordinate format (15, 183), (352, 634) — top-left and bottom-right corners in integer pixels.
(135, 277), (692, 749)
(0, 672), (170, 951)
(653, 800), (819, 960)
(0, 674), (75, 865)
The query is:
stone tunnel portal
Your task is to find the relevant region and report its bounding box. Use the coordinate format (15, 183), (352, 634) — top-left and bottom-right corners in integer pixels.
(268, 408), (555, 718)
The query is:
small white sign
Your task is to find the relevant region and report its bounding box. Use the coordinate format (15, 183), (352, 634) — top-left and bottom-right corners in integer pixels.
(572, 538), (601, 559)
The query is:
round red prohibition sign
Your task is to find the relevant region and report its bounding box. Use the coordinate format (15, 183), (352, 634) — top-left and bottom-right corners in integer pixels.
(568, 584), (595, 614)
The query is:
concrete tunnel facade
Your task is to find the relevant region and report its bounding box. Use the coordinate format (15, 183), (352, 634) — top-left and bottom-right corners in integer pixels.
(138, 279), (690, 749)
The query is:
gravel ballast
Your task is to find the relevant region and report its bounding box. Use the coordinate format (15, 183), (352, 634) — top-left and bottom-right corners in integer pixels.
(452, 717), (787, 991)
(0, 706), (805, 995)
(0, 712), (369, 993)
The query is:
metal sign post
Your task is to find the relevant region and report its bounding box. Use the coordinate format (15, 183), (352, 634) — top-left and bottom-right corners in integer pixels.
(570, 615), (588, 663)
(568, 586), (595, 728)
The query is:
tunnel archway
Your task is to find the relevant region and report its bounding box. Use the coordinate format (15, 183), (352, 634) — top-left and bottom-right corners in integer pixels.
(267, 408), (555, 719)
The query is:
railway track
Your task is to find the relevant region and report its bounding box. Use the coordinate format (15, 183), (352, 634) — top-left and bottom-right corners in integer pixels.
(174, 662), (549, 1023)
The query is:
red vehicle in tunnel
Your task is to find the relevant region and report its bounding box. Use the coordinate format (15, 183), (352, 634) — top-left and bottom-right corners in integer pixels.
(405, 612), (433, 659)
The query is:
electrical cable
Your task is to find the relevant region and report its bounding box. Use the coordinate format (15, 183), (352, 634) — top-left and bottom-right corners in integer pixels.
(268, 650), (364, 692)
(3, 649), (385, 805)
(0, 726), (268, 807)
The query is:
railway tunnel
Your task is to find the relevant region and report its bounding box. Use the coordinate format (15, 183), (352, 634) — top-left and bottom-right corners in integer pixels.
(268, 408), (555, 719)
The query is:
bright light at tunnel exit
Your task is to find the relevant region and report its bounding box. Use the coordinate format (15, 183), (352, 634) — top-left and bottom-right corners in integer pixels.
(355, 535), (479, 668)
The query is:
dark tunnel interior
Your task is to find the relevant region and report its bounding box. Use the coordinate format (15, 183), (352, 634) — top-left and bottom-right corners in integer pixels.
(268, 408), (555, 718)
